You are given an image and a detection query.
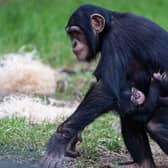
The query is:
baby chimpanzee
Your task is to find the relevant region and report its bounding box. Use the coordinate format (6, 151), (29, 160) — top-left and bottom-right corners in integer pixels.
(121, 72), (168, 123)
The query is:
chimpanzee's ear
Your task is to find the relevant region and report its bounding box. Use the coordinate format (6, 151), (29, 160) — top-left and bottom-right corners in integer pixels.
(90, 13), (105, 34)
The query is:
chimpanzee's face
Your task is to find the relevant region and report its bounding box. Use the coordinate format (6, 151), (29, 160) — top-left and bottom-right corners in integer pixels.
(66, 13), (105, 62)
(66, 26), (91, 61)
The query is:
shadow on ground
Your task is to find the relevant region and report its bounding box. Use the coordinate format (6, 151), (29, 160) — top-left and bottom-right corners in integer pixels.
(0, 160), (40, 168)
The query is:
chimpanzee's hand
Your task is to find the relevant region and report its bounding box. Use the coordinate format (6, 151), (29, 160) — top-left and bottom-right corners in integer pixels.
(41, 133), (69, 168)
(152, 72), (167, 89)
(41, 131), (82, 168)
(131, 87), (146, 106)
(153, 72), (162, 81)
(153, 72), (167, 81)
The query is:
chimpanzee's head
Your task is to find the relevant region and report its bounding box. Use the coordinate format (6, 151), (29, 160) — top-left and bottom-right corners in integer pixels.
(65, 4), (111, 62)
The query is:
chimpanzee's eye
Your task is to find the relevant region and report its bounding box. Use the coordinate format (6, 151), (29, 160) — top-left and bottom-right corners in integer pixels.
(69, 31), (81, 41)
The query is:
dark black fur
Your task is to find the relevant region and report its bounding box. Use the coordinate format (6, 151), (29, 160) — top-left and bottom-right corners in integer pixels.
(42, 4), (168, 168)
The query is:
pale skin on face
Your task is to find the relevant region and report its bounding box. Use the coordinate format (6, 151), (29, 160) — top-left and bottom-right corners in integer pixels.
(131, 87), (146, 105)
(66, 13), (105, 61)
(66, 26), (90, 61)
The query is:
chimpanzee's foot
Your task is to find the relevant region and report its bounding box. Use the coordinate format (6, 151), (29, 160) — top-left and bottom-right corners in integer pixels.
(137, 159), (156, 168)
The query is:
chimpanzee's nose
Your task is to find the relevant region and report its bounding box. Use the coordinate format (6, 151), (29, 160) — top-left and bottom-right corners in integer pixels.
(72, 40), (77, 48)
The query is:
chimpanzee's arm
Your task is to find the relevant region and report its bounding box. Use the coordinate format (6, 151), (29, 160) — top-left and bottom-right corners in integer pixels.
(159, 97), (168, 106)
(158, 81), (168, 92)
(42, 80), (115, 168)
(59, 80), (116, 133)
(153, 72), (168, 93)
(152, 72), (168, 107)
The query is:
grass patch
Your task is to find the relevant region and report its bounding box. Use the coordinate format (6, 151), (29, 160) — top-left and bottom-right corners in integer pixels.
(0, 0), (168, 66)
(81, 114), (121, 155)
(0, 117), (55, 160)
(0, 114), (121, 164)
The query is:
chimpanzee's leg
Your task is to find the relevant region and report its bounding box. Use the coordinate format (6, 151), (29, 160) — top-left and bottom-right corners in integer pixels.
(121, 117), (156, 168)
(147, 107), (168, 154)
(42, 81), (115, 168)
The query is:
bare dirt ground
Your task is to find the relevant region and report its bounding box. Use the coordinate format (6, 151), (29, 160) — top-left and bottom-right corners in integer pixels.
(60, 141), (168, 168)
(99, 141), (168, 168)
(151, 141), (168, 168)
(100, 141), (168, 168)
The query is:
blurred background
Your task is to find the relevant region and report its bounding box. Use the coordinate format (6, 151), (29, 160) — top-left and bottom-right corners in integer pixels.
(0, 0), (167, 167)
(0, 0), (168, 66)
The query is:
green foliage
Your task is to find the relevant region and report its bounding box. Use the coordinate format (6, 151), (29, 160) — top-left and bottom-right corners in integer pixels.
(0, 0), (168, 66)
(82, 114), (121, 153)
(0, 117), (55, 159)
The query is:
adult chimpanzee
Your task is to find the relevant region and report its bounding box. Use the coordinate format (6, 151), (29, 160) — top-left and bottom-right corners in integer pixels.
(42, 4), (168, 168)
